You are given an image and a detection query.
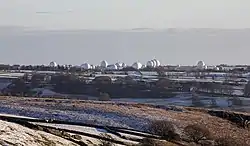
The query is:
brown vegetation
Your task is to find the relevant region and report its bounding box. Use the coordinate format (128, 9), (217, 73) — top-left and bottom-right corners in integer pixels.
(214, 136), (249, 146)
(148, 120), (180, 141)
(1, 97), (250, 145)
(183, 124), (211, 143)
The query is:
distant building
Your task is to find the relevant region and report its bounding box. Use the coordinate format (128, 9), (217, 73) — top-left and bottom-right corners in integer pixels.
(81, 63), (92, 70)
(196, 61), (206, 70)
(106, 64), (118, 70)
(49, 61), (57, 67)
(146, 59), (161, 68)
(132, 62), (143, 69)
(100, 60), (108, 68)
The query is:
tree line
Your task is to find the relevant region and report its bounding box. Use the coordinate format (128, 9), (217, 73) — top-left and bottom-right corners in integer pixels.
(2, 73), (250, 98)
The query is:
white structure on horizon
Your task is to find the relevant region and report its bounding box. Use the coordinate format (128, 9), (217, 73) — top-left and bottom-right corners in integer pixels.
(146, 60), (154, 68)
(106, 64), (118, 70)
(81, 63), (92, 70)
(91, 65), (96, 70)
(196, 61), (206, 69)
(100, 60), (108, 68)
(214, 66), (220, 71)
(132, 62), (143, 69)
(153, 59), (161, 67)
(122, 63), (127, 68)
(115, 62), (123, 68)
(146, 59), (160, 68)
(49, 61), (57, 67)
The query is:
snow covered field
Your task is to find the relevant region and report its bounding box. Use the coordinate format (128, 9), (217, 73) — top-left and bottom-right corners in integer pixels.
(0, 113), (142, 146)
(0, 98), (154, 131)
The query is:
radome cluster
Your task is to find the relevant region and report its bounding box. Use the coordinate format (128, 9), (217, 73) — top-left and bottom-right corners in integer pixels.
(49, 60), (223, 71)
(50, 59), (161, 70)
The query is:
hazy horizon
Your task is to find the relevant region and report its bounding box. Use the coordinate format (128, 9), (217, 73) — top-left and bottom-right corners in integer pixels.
(1, 27), (250, 66)
(1, 1), (250, 66)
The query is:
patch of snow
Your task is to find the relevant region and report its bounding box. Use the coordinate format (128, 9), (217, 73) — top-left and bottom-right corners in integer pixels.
(0, 103), (151, 131)
(0, 120), (77, 146)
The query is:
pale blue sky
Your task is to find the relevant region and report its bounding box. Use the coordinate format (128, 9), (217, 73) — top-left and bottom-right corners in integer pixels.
(0, 0), (250, 30)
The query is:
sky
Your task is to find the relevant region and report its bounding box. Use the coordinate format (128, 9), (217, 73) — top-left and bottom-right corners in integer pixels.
(0, 0), (250, 29)
(0, 0), (250, 66)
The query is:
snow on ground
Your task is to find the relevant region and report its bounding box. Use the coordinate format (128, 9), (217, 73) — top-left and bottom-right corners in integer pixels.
(33, 122), (139, 145)
(0, 97), (250, 145)
(0, 73), (25, 77)
(0, 120), (77, 146)
(1, 93), (250, 135)
(0, 113), (140, 145)
(0, 102), (151, 131)
(0, 113), (37, 119)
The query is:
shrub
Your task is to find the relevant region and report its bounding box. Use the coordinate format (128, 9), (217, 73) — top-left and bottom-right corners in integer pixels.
(214, 136), (247, 146)
(148, 120), (180, 141)
(184, 124), (211, 143)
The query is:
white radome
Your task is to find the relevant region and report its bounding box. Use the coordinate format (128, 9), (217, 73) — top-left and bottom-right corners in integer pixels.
(197, 61), (205, 66)
(100, 60), (108, 68)
(115, 62), (123, 68)
(156, 60), (161, 66)
(121, 63), (127, 68)
(132, 62), (143, 69)
(146, 60), (154, 68)
(197, 61), (205, 69)
(106, 64), (118, 70)
(49, 61), (57, 67)
(153, 59), (161, 67)
(91, 65), (96, 69)
(81, 63), (91, 70)
(151, 60), (157, 67)
(214, 67), (220, 71)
